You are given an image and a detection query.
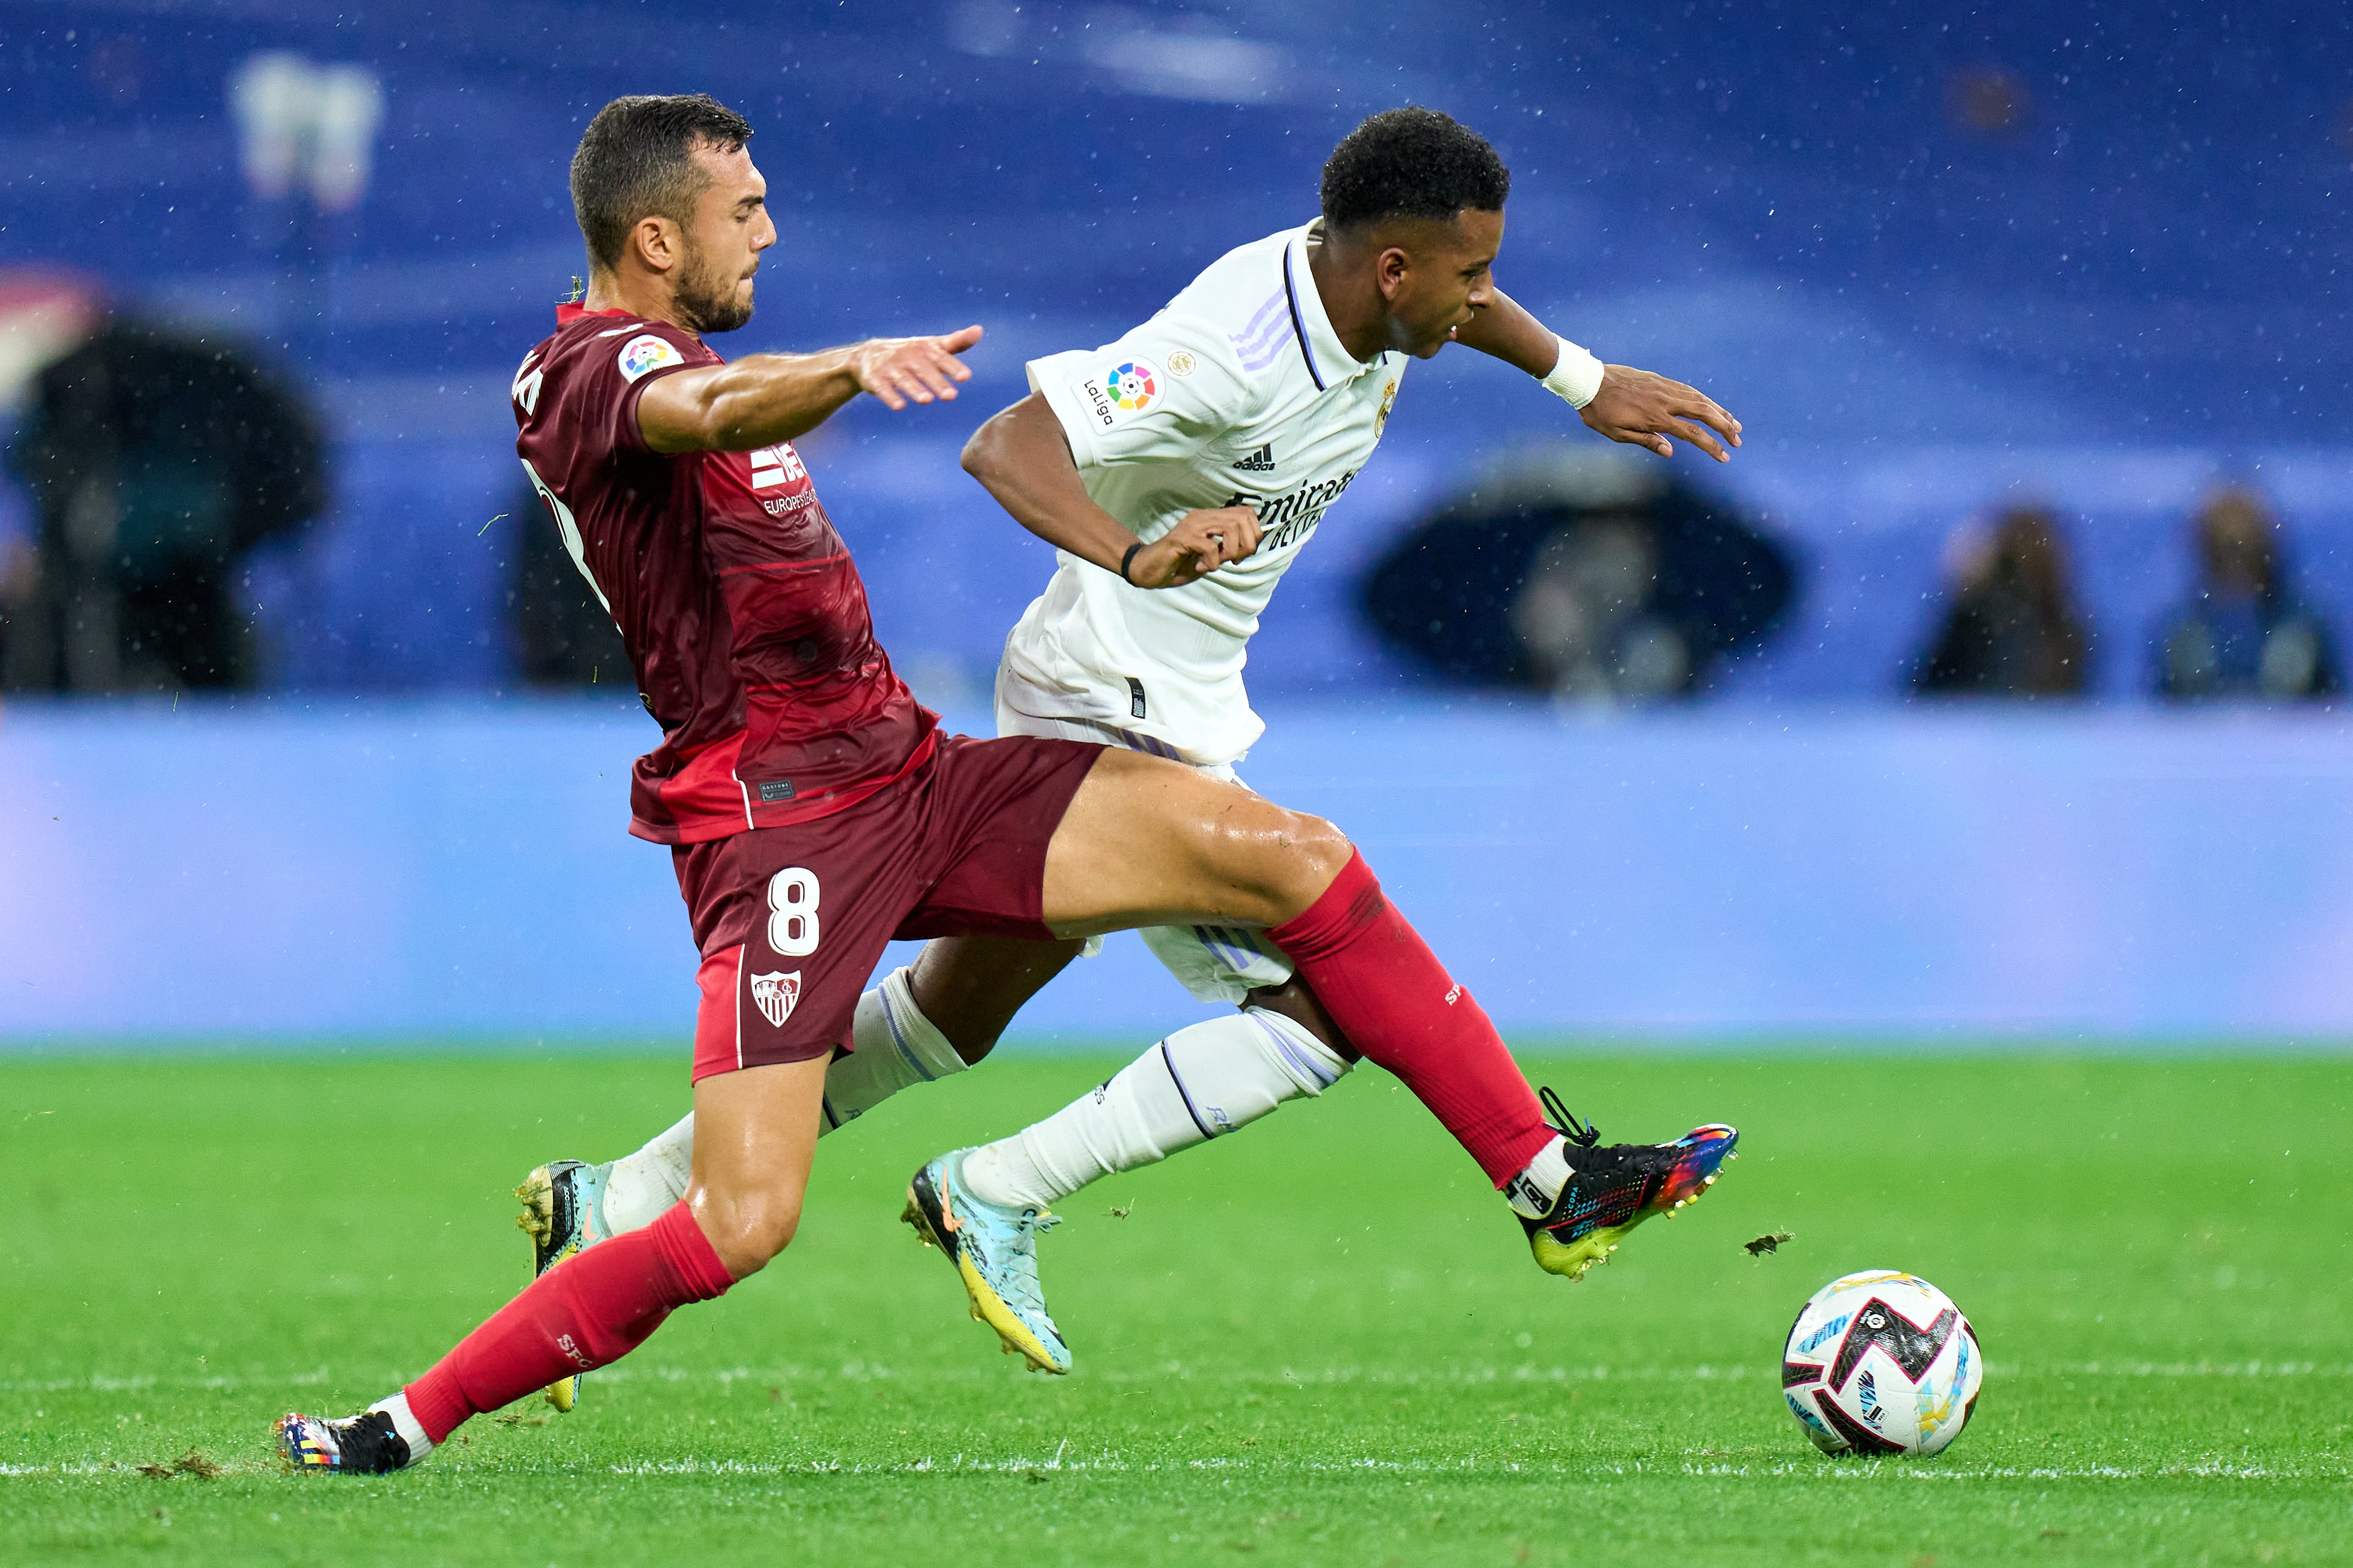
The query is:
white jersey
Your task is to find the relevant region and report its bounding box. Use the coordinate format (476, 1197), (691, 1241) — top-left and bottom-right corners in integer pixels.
(1006, 220), (1405, 766)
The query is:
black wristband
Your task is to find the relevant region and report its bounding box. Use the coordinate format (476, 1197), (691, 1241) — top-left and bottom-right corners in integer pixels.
(1119, 541), (1145, 586)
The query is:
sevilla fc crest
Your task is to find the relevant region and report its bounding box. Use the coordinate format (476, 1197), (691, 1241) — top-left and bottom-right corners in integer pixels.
(749, 970), (802, 1029)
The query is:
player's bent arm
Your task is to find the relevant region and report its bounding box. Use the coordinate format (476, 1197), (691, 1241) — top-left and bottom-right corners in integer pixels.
(961, 393), (1260, 589)
(1456, 288), (1744, 464)
(636, 326), (983, 453)
(1451, 286), (1561, 378)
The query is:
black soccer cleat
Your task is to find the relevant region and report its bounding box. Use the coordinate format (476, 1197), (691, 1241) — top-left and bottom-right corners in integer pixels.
(277, 1409), (415, 1474)
(1519, 1088), (1738, 1281)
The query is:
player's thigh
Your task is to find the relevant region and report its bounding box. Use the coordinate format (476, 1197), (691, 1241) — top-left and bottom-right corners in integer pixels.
(907, 934), (1086, 1059)
(686, 1053), (830, 1278)
(1040, 749), (1352, 935)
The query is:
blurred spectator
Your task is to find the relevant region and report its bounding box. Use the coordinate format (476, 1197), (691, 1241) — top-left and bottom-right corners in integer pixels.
(1912, 505), (2091, 697)
(2, 316), (325, 692)
(506, 482), (630, 688)
(1362, 448), (1793, 702)
(2155, 487), (2338, 702)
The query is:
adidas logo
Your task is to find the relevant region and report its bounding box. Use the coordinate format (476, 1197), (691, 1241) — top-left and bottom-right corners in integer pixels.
(1231, 442), (1275, 473)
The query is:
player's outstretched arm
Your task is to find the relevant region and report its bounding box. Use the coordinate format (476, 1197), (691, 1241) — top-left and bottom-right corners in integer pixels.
(961, 392), (1261, 588)
(636, 326), (984, 453)
(1453, 288), (1743, 463)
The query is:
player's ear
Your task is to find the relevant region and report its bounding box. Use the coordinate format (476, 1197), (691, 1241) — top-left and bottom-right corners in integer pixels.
(1374, 245), (1412, 304)
(631, 215), (681, 275)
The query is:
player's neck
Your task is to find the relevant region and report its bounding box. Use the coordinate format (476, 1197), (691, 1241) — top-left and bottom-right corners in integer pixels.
(583, 269), (698, 337)
(1305, 240), (1388, 364)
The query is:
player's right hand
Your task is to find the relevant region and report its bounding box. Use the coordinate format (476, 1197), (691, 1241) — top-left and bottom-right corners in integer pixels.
(854, 325), (983, 409)
(1128, 505), (1263, 588)
(1579, 364), (1742, 462)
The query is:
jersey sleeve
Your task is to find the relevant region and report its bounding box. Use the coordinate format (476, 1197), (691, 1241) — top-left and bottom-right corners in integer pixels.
(1025, 311), (1259, 472)
(591, 322), (707, 456)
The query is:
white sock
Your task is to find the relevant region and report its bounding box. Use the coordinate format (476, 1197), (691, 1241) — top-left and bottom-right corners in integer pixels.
(960, 1007), (1352, 1210)
(597, 965), (966, 1235)
(368, 1392), (433, 1463)
(599, 1112), (695, 1235)
(1503, 1136), (1573, 1219)
(821, 964), (970, 1130)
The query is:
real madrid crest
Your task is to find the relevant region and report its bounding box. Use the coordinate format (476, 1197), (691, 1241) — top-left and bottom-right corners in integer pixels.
(1375, 379), (1399, 437)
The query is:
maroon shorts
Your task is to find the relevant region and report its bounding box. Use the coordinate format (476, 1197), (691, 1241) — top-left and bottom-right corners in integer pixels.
(671, 732), (1102, 1081)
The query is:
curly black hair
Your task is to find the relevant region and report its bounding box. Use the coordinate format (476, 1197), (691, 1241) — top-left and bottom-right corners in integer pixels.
(571, 94), (754, 269)
(1319, 108), (1510, 232)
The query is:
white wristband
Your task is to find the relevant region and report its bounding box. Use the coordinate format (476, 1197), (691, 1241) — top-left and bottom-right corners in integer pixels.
(1540, 336), (1606, 409)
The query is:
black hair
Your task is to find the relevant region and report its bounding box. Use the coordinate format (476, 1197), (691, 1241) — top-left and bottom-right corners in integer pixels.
(1319, 107), (1510, 233)
(570, 94), (754, 269)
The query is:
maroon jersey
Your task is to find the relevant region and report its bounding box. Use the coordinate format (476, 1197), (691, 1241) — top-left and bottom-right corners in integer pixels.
(512, 304), (933, 844)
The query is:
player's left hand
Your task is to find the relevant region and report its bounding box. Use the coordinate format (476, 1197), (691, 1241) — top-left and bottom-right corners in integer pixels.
(853, 325), (984, 409)
(1129, 505), (1263, 588)
(1580, 366), (1743, 462)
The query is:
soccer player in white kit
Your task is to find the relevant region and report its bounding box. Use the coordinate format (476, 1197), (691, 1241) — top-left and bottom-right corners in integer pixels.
(522, 108), (1741, 1392)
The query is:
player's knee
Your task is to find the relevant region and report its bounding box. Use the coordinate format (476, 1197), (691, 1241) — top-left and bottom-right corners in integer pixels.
(1267, 811), (1353, 913)
(692, 1189), (803, 1278)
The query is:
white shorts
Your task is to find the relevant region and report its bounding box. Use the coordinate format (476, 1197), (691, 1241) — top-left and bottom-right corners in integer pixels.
(994, 661), (1295, 1005)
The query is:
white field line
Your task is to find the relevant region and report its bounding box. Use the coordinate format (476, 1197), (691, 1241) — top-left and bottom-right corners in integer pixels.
(8, 1358), (2344, 1397)
(598, 1454), (2340, 1482)
(3, 1453), (2333, 1484)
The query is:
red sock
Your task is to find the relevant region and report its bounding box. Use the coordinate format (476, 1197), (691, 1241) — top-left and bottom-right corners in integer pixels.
(1269, 850), (1554, 1189)
(404, 1202), (735, 1443)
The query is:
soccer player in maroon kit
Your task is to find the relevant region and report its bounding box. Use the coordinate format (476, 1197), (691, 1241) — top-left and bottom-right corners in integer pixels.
(277, 95), (1735, 1473)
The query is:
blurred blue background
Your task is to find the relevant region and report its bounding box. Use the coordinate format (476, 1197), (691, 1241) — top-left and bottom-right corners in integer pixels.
(4, 1), (2350, 1041)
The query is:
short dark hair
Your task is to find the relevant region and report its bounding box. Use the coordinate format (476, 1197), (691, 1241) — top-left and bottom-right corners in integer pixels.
(1320, 108), (1510, 233)
(570, 94), (754, 269)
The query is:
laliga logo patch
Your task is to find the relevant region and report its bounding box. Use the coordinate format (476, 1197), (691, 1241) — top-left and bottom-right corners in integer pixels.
(749, 970), (802, 1029)
(1105, 359), (1159, 413)
(617, 333), (683, 383)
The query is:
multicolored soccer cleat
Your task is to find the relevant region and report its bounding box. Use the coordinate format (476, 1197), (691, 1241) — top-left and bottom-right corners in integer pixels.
(515, 1158), (610, 1412)
(276, 1409), (415, 1475)
(1520, 1088), (1738, 1281)
(900, 1149), (1071, 1374)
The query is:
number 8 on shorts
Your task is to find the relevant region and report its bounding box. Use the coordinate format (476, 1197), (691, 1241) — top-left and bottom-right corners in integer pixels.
(766, 868), (821, 957)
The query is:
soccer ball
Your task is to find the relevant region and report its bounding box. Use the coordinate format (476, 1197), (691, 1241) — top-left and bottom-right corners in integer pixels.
(1781, 1270), (1982, 1457)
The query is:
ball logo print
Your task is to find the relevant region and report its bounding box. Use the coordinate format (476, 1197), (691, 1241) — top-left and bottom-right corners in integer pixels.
(749, 970), (802, 1029)
(1105, 359), (1159, 413)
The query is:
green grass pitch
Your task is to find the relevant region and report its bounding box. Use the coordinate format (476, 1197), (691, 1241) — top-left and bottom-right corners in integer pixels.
(4, 1048), (2349, 1565)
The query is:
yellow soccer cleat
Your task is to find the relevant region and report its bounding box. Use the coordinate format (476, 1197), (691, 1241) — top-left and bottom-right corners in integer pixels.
(901, 1149), (1071, 1374)
(515, 1159), (609, 1411)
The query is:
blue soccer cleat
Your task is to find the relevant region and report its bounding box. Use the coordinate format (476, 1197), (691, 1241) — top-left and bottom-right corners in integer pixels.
(901, 1149), (1071, 1374)
(1521, 1089), (1739, 1282)
(515, 1158), (611, 1411)
(276, 1409), (416, 1475)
